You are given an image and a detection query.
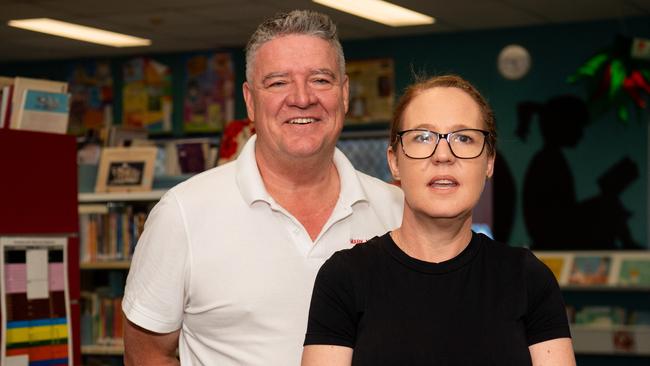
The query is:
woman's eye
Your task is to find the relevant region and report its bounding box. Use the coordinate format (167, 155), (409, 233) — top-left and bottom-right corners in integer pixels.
(454, 134), (473, 144)
(413, 133), (433, 143)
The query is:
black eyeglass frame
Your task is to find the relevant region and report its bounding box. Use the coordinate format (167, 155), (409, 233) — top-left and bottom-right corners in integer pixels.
(396, 128), (491, 159)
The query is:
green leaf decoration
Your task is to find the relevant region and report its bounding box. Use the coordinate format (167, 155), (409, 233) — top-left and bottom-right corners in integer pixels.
(609, 59), (626, 98)
(568, 53), (610, 82)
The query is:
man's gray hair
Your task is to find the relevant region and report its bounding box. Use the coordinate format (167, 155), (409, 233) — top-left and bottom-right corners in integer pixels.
(245, 9), (345, 83)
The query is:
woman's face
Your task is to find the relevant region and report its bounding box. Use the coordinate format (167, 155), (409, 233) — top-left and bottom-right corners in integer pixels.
(387, 87), (495, 222)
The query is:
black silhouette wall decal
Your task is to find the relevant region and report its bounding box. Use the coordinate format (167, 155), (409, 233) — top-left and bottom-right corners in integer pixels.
(493, 152), (516, 243)
(517, 95), (639, 250)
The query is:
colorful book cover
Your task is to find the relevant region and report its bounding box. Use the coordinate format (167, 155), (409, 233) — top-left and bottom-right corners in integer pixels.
(177, 142), (206, 174)
(618, 258), (650, 286)
(68, 61), (114, 135)
(568, 255), (611, 285)
(183, 52), (235, 133)
(17, 89), (70, 134)
(123, 58), (172, 133)
(537, 255), (567, 283)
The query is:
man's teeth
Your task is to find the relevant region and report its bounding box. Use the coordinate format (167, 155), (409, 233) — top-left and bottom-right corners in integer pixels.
(289, 118), (315, 124)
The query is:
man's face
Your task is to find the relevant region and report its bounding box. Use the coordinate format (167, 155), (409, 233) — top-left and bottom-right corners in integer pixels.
(243, 34), (349, 161)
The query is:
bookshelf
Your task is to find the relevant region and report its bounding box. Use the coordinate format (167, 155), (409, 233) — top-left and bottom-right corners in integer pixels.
(535, 250), (650, 358)
(78, 189), (166, 358)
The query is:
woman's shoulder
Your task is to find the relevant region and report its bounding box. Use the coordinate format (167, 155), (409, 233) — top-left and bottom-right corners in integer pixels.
(479, 233), (553, 280)
(478, 234), (539, 269)
(326, 234), (390, 268)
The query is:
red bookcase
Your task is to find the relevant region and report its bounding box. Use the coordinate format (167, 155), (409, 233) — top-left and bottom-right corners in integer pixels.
(0, 129), (81, 365)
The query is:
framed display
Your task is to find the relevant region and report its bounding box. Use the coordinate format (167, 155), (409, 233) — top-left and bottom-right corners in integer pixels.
(345, 58), (394, 125)
(95, 147), (157, 193)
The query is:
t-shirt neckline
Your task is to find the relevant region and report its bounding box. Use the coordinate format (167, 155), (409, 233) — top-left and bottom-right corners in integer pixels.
(382, 231), (483, 274)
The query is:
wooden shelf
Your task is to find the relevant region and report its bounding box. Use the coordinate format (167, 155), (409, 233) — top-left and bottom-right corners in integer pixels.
(81, 344), (124, 355)
(80, 261), (131, 270)
(79, 190), (167, 203)
(561, 285), (650, 292)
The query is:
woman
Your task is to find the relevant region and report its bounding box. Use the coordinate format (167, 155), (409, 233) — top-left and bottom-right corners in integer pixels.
(302, 75), (575, 366)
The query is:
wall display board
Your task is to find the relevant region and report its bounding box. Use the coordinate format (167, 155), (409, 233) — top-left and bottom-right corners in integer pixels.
(123, 57), (172, 133)
(184, 52), (235, 133)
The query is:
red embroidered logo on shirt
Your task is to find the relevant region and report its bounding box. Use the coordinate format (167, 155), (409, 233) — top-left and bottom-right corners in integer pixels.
(350, 239), (367, 245)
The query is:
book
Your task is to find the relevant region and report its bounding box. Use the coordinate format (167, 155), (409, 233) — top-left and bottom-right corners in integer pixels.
(617, 256), (650, 286)
(8, 77), (68, 130)
(15, 89), (70, 134)
(534, 252), (572, 285)
(568, 255), (612, 285)
(0, 86), (10, 128)
(176, 142), (207, 174)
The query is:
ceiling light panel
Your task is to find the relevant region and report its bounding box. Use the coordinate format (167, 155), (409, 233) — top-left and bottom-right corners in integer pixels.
(313, 0), (434, 27)
(7, 18), (151, 47)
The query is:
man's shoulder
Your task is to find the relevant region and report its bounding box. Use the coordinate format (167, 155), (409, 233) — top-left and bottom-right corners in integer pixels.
(354, 170), (403, 199)
(168, 162), (238, 199)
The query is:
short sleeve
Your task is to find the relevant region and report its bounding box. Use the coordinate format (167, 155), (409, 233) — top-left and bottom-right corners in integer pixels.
(122, 191), (190, 333)
(304, 251), (359, 348)
(523, 251), (571, 345)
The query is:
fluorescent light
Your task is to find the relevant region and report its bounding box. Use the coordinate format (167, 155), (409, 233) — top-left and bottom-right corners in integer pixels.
(313, 0), (434, 27)
(8, 18), (151, 47)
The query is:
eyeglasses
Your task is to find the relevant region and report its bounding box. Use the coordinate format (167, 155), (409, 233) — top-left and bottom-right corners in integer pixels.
(396, 128), (490, 159)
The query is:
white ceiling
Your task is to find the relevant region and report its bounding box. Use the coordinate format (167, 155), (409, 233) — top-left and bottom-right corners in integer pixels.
(1, 0), (649, 62)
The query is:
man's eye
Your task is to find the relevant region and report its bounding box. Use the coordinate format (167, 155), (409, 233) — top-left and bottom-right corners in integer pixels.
(267, 81), (287, 88)
(313, 78), (331, 84)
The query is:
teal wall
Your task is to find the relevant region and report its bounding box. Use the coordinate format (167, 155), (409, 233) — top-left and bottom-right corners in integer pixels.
(2, 17), (649, 247)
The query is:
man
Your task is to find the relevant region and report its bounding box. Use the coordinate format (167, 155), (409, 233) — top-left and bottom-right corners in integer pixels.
(122, 10), (403, 365)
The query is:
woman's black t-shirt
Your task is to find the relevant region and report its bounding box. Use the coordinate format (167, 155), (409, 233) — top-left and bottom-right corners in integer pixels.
(304, 232), (571, 366)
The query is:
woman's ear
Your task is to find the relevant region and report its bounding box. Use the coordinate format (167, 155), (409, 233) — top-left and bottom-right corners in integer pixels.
(387, 146), (400, 181)
(486, 151), (496, 179)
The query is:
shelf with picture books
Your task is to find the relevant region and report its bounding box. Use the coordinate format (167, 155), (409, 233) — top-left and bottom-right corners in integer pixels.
(534, 251), (650, 357)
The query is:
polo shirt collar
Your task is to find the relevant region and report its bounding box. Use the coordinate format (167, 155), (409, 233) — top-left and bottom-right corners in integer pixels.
(236, 134), (368, 207)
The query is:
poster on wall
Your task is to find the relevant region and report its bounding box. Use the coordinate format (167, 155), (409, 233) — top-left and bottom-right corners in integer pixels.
(183, 52), (235, 133)
(67, 60), (114, 136)
(123, 57), (172, 133)
(0, 236), (71, 366)
(345, 58), (394, 125)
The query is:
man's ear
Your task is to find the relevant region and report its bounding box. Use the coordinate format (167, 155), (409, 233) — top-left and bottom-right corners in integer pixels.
(243, 81), (255, 121)
(387, 145), (400, 181)
(342, 74), (350, 113)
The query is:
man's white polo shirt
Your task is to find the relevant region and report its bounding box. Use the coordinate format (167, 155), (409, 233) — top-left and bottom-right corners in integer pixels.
(123, 135), (403, 365)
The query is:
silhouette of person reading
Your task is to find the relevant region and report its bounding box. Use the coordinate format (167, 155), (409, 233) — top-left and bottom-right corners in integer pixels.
(517, 95), (639, 250)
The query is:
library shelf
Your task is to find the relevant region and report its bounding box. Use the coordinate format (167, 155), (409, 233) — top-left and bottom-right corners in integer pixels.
(79, 189), (167, 203)
(80, 260), (131, 270)
(571, 324), (650, 356)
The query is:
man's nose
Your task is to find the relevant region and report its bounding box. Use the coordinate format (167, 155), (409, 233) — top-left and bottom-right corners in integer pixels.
(287, 82), (316, 108)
